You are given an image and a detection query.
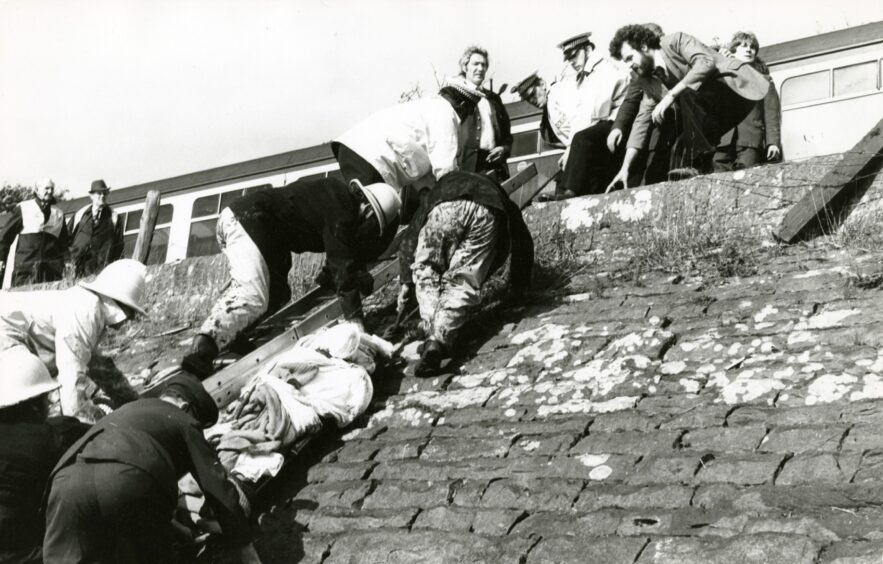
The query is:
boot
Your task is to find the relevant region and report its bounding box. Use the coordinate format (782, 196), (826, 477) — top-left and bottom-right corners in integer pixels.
(414, 339), (446, 378)
(181, 334), (219, 380)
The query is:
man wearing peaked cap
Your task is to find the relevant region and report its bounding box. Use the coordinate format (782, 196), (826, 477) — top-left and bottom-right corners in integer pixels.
(69, 179), (125, 277)
(43, 374), (262, 563)
(0, 259), (147, 418)
(181, 176), (401, 379)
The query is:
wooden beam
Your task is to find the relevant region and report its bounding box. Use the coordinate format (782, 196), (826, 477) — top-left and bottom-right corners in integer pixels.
(132, 190), (162, 264)
(776, 119), (883, 244)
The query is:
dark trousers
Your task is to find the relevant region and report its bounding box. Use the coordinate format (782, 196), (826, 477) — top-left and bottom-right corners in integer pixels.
(332, 142), (385, 186)
(670, 83), (755, 173)
(560, 120), (623, 196)
(44, 461), (180, 564)
(713, 145), (760, 171)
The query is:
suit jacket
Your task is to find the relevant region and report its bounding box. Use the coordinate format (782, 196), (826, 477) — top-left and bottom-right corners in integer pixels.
(70, 204), (124, 276)
(626, 32), (770, 151)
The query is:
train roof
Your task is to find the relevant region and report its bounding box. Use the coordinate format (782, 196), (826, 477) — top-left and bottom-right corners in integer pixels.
(760, 20), (883, 65)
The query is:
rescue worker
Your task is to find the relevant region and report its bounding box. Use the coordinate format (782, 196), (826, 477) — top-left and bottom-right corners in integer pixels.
(332, 86), (478, 193)
(69, 179), (125, 277)
(398, 170), (534, 376)
(0, 178), (71, 287)
(0, 259), (147, 417)
(43, 374), (262, 564)
(181, 177), (401, 378)
(0, 348), (90, 564)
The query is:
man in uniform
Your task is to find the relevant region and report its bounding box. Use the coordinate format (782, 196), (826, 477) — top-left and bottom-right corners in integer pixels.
(181, 177), (401, 378)
(69, 179), (125, 277)
(43, 374), (262, 563)
(0, 178), (70, 286)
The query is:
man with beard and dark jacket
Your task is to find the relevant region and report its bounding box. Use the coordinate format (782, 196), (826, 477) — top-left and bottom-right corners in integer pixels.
(398, 171), (533, 376)
(181, 177), (402, 378)
(69, 179), (125, 277)
(0, 178), (70, 287)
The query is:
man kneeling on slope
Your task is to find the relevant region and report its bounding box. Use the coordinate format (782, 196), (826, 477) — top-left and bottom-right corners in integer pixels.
(182, 177), (401, 378)
(398, 170), (534, 376)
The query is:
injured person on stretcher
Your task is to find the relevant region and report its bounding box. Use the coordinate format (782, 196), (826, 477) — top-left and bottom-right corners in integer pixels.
(174, 322), (392, 541)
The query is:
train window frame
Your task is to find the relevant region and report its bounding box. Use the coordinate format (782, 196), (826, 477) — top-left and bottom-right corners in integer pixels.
(781, 69), (831, 107)
(833, 60), (879, 98)
(120, 203), (175, 266)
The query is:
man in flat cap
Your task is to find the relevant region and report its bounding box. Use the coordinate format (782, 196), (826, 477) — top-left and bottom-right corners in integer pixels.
(0, 178), (70, 287)
(69, 179), (125, 277)
(549, 32), (631, 198)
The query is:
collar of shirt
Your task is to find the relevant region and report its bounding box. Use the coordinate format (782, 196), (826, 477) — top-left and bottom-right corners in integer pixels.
(653, 50), (671, 81)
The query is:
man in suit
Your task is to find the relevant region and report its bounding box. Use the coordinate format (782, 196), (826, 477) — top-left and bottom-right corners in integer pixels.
(69, 179), (125, 277)
(606, 25), (769, 187)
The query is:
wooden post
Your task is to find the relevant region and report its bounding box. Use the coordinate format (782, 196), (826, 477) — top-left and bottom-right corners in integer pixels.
(775, 119), (883, 244)
(132, 189), (161, 264)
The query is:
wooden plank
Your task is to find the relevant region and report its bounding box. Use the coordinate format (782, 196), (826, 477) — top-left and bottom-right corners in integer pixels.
(776, 118), (883, 244)
(132, 190), (162, 264)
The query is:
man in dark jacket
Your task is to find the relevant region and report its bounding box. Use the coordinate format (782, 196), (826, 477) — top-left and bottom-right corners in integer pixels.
(0, 178), (70, 287)
(398, 171), (533, 376)
(0, 347), (89, 564)
(69, 179), (125, 277)
(43, 374), (261, 563)
(182, 177), (401, 378)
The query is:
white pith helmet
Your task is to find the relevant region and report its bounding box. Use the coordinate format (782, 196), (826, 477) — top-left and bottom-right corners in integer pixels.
(351, 179), (401, 235)
(0, 347), (59, 408)
(79, 259), (148, 316)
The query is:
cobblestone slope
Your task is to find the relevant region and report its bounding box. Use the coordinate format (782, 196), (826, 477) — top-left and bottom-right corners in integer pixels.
(246, 157), (883, 564)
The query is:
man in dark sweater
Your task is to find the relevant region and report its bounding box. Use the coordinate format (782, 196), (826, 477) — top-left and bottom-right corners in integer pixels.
(43, 374), (261, 563)
(182, 177), (401, 378)
(398, 171), (533, 376)
(69, 179), (125, 277)
(0, 347), (89, 564)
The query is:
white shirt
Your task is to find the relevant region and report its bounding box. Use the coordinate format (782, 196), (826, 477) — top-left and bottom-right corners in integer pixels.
(0, 286), (109, 415)
(547, 56), (631, 146)
(336, 97), (461, 191)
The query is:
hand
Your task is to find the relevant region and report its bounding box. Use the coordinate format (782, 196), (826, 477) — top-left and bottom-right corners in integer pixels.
(766, 144), (781, 161)
(606, 128), (623, 153)
(397, 283), (415, 314)
(651, 94), (674, 125)
(487, 147), (506, 163)
(606, 168), (629, 193)
(557, 147), (570, 171)
(238, 543), (263, 564)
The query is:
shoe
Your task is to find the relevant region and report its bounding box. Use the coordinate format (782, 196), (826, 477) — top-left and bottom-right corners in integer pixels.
(181, 334), (219, 380)
(667, 167), (700, 181)
(414, 339), (446, 377)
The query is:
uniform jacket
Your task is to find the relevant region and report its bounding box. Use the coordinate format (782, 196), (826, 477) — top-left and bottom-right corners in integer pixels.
(626, 32), (770, 151)
(334, 97), (462, 191)
(228, 178), (397, 318)
(69, 204), (125, 276)
(50, 399), (251, 546)
(547, 57), (630, 146)
(399, 171), (534, 290)
(0, 286), (110, 415)
(0, 416), (89, 563)
(0, 198), (70, 286)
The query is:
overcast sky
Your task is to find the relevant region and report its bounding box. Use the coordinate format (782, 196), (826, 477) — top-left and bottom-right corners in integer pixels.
(1, 0), (880, 197)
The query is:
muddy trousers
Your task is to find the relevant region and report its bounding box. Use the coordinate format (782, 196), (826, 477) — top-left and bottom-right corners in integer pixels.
(412, 201), (500, 349)
(198, 208), (271, 351)
(43, 461), (179, 564)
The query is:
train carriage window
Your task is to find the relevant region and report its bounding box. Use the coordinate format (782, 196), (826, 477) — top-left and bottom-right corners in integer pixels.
(123, 204), (174, 232)
(510, 131), (539, 158)
(781, 70), (830, 106)
(192, 194), (219, 219)
(219, 189), (245, 212)
(833, 61), (878, 97)
(122, 227), (170, 266)
(187, 218), (220, 257)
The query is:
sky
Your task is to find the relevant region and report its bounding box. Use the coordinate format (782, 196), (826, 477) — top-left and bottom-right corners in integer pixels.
(1, 0), (881, 197)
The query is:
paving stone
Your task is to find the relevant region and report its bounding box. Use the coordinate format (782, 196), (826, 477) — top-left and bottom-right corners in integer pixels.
(322, 530), (532, 564)
(839, 402), (883, 425)
(742, 516), (840, 542)
(570, 430), (681, 455)
(627, 454), (703, 485)
(637, 393), (715, 417)
(850, 449), (883, 483)
(575, 484), (693, 511)
(421, 436), (512, 461)
(695, 454), (785, 485)
(471, 508), (526, 536)
(759, 426), (847, 453)
(509, 510), (623, 537)
(526, 536), (648, 564)
(361, 480), (451, 510)
(376, 424), (435, 442)
(307, 507), (418, 534)
(460, 348), (520, 373)
(509, 434), (579, 456)
(692, 484), (743, 509)
(821, 540), (883, 563)
(776, 453), (862, 485)
(726, 404), (845, 427)
(307, 461), (376, 483)
(658, 405), (730, 430)
(411, 506), (474, 532)
(334, 440), (381, 463)
(682, 425), (766, 451)
(440, 406), (529, 426)
(374, 439), (426, 461)
(429, 423), (519, 440)
(449, 479), (489, 507)
(479, 478), (584, 511)
(841, 425), (883, 452)
(293, 481), (374, 509)
(590, 410), (661, 433)
(636, 533), (820, 564)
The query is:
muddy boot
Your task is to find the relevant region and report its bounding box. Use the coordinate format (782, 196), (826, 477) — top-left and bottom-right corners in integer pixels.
(414, 339), (446, 378)
(181, 334), (219, 380)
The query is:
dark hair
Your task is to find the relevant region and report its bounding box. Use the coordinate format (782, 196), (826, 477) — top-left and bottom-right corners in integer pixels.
(728, 31), (760, 52)
(641, 22), (664, 38)
(609, 24), (661, 60)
